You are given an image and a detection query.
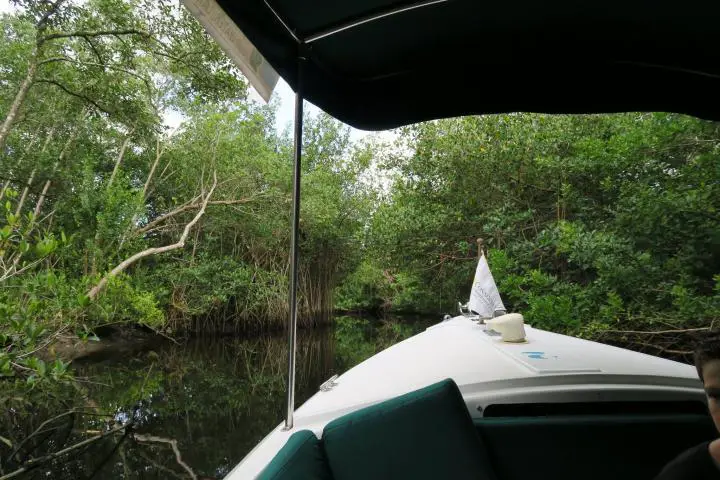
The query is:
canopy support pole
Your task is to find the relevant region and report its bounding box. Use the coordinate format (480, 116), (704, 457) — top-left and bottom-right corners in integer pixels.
(284, 53), (305, 431)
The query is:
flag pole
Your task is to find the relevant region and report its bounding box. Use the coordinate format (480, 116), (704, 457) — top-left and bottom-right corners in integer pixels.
(476, 237), (485, 259)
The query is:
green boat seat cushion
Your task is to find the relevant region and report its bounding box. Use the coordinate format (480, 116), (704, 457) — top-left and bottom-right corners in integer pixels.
(322, 378), (497, 480)
(476, 413), (716, 480)
(257, 429), (332, 480)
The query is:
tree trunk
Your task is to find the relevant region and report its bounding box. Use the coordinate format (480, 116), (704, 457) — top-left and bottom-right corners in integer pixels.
(14, 126), (56, 216)
(86, 172), (217, 300)
(0, 180), (9, 202)
(0, 136), (41, 202)
(31, 126), (79, 226)
(142, 138), (164, 199)
(0, 0), (70, 153)
(107, 128), (135, 189)
(0, 179), (12, 203)
(190, 218), (202, 263)
(14, 168), (36, 216)
(32, 180), (52, 223)
(118, 138), (165, 250)
(0, 53), (38, 154)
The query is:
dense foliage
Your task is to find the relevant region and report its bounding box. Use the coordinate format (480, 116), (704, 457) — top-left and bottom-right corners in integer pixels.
(339, 114), (719, 355)
(0, 0), (371, 384)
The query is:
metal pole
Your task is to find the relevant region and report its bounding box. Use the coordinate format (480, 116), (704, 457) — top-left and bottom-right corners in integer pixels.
(284, 56), (304, 431)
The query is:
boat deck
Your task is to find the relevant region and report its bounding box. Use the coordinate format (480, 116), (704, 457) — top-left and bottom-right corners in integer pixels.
(228, 316), (703, 479)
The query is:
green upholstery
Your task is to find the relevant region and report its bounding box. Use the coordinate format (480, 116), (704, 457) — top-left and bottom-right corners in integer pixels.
(256, 430), (332, 480)
(322, 378), (497, 480)
(257, 380), (715, 480)
(476, 414), (717, 480)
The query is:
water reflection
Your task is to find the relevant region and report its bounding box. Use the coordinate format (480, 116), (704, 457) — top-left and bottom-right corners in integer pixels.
(3, 315), (431, 479)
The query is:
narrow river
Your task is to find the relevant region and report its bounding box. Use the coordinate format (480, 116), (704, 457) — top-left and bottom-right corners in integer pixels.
(11, 315), (434, 479)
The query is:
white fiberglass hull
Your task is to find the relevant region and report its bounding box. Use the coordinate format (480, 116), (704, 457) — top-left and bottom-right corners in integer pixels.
(226, 316), (702, 479)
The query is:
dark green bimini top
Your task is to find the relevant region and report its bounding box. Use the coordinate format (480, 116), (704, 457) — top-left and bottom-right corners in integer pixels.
(213, 0), (720, 130)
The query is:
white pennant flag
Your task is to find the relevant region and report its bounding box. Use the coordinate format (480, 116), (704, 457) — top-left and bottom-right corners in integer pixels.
(468, 253), (505, 318)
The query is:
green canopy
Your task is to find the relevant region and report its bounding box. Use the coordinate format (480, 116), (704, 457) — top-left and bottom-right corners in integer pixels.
(200, 0), (719, 130)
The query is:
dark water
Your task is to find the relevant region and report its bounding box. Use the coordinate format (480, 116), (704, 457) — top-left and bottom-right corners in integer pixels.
(4, 315), (432, 479)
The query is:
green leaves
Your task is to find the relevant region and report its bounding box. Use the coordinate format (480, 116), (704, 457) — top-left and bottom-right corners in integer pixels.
(50, 358), (69, 379)
(0, 353), (14, 377)
(26, 357), (47, 377)
(6, 212), (19, 227)
(35, 235), (58, 257)
(76, 293), (91, 307)
(347, 112), (720, 336)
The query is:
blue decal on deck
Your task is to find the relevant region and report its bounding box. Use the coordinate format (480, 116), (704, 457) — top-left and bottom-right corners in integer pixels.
(522, 351), (547, 359)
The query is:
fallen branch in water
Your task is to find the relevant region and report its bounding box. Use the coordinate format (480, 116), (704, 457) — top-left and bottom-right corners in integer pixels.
(626, 340), (693, 356)
(136, 448), (186, 479)
(592, 325), (708, 360)
(133, 433), (197, 480)
(8, 409), (77, 464)
(0, 423), (130, 480)
(599, 327), (712, 336)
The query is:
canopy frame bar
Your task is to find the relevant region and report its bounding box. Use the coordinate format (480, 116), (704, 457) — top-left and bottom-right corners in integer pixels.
(262, 0), (449, 45)
(304, 0), (449, 44)
(263, 0), (301, 43)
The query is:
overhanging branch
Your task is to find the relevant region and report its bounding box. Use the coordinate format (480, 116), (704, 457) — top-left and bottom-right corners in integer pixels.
(34, 79), (113, 114)
(135, 197), (259, 236)
(38, 57), (153, 92)
(39, 29), (149, 45)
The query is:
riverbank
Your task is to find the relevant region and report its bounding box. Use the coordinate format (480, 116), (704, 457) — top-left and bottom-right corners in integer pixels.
(38, 326), (160, 364)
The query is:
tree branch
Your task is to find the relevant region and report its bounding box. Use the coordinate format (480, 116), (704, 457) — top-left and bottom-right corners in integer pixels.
(86, 172), (218, 300)
(38, 57), (153, 92)
(135, 449), (185, 479)
(625, 341), (693, 356)
(39, 29), (149, 45)
(599, 327), (712, 336)
(143, 138), (165, 199)
(0, 52), (39, 153)
(34, 79), (113, 114)
(134, 195), (201, 235)
(133, 434), (197, 480)
(0, 424), (129, 480)
(36, 0), (69, 32)
(80, 35), (104, 64)
(8, 408), (76, 462)
(1, 257), (48, 284)
(134, 197), (256, 236)
(37, 57), (68, 66)
(107, 127), (135, 189)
